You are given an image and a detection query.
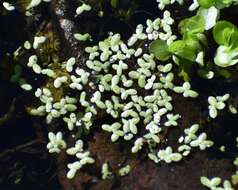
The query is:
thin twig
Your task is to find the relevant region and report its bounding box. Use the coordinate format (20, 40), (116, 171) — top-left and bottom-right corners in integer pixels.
(0, 139), (45, 159)
(0, 98), (16, 126)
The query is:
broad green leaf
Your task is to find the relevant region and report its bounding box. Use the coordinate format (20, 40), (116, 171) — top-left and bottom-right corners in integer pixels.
(169, 40), (197, 61)
(149, 40), (171, 61)
(187, 15), (205, 34)
(184, 34), (202, 51)
(169, 40), (186, 52)
(179, 15), (205, 35)
(213, 21), (237, 46)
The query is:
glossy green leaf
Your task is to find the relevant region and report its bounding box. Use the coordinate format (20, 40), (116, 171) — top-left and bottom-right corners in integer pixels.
(213, 21), (237, 46)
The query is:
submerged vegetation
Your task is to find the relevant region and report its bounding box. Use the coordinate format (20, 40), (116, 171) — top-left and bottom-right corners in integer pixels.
(1, 0), (238, 189)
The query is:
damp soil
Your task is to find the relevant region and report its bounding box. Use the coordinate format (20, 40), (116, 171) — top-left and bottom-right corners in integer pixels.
(0, 1), (238, 190)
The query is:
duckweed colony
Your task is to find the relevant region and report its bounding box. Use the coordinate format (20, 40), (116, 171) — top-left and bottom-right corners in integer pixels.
(1, 0), (238, 189)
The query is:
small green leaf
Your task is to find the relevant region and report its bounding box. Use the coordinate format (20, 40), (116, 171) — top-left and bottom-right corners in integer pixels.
(179, 18), (190, 35)
(216, 68), (232, 78)
(177, 58), (194, 81)
(198, 0), (215, 8)
(213, 21), (237, 46)
(215, 0), (233, 9)
(169, 40), (185, 52)
(229, 30), (238, 48)
(111, 0), (119, 8)
(149, 40), (171, 61)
